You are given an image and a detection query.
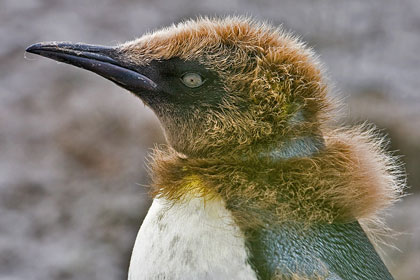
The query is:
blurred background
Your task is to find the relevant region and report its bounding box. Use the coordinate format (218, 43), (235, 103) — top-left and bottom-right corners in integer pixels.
(1, 0), (419, 279)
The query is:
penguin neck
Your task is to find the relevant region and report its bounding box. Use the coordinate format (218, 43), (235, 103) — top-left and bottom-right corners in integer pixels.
(150, 126), (399, 229)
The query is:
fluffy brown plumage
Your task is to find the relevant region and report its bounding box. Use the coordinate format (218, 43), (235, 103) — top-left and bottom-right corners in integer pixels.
(119, 17), (329, 157)
(117, 17), (405, 233)
(150, 125), (403, 231)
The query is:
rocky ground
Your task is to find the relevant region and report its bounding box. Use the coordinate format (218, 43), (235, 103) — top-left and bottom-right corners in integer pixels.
(1, 0), (419, 279)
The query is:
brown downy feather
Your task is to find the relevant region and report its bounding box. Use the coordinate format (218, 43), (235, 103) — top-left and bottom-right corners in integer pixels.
(119, 17), (404, 236)
(149, 125), (404, 231)
(119, 17), (331, 157)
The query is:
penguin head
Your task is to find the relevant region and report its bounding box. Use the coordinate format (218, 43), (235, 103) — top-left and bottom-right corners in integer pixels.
(27, 17), (330, 158)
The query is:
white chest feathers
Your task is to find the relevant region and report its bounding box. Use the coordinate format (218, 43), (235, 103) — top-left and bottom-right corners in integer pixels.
(128, 197), (258, 280)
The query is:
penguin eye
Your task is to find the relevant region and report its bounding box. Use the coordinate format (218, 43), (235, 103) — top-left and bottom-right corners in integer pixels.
(181, 72), (204, 88)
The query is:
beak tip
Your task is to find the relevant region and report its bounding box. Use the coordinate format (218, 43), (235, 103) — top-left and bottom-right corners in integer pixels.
(26, 43), (39, 53)
(26, 42), (63, 54)
(26, 42), (49, 55)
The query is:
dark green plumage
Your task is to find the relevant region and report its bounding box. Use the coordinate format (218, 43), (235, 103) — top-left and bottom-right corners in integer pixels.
(247, 221), (393, 280)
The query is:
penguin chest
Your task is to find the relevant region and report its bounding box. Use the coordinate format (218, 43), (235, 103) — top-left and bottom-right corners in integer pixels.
(128, 197), (258, 280)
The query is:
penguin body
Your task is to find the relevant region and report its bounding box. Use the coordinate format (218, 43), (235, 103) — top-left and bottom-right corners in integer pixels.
(26, 17), (404, 280)
(130, 199), (393, 280)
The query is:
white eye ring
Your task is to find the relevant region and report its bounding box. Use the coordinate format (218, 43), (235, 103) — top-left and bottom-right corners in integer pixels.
(181, 73), (204, 88)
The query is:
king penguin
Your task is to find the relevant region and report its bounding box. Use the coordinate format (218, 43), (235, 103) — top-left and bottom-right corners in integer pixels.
(26, 17), (404, 280)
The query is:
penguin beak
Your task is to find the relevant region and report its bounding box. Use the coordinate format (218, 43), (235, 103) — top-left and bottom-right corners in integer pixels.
(26, 42), (158, 93)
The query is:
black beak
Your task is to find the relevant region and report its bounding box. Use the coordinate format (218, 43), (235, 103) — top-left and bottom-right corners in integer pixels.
(26, 42), (158, 93)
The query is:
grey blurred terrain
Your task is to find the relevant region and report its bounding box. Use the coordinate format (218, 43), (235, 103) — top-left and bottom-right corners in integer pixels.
(1, 0), (419, 279)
